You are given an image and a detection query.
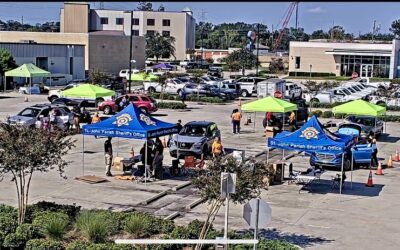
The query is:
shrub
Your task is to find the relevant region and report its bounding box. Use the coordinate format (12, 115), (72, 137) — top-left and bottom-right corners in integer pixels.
(3, 232), (24, 248)
(288, 72), (336, 77)
(186, 69), (207, 74)
(25, 239), (65, 250)
(310, 110), (322, 117)
(124, 214), (146, 238)
(16, 223), (41, 241)
(0, 204), (17, 215)
(161, 219), (175, 235)
(157, 102), (187, 109)
(334, 113), (346, 119)
(0, 214), (18, 234)
(257, 239), (298, 250)
(88, 210), (124, 235)
(76, 211), (109, 243)
(322, 111), (333, 118)
(66, 241), (136, 250)
(33, 211), (69, 239)
(26, 201), (81, 223)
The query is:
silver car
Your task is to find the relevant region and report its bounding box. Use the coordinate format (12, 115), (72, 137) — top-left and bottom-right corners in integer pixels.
(341, 115), (384, 137)
(7, 104), (74, 129)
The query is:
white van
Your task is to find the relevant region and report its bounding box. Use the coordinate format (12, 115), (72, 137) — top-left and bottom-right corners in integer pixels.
(43, 74), (73, 86)
(257, 79), (286, 98)
(119, 69), (140, 78)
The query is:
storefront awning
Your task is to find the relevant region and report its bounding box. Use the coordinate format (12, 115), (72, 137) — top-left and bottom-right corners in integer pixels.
(325, 49), (391, 57)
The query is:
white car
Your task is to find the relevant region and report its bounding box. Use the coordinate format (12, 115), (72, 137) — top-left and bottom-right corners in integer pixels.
(369, 90), (400, 107)
(285, 81), (303, 100)
(143, 78), (186, 95)
(201, 76), (219, 85)
(341, 86), (365, 98)
(236, 77), (267, 97)
(48, 83), (81, 102)
(355, 77), (391, 90)
(332, 87), (361, 102)
(119, 69), (140, 78)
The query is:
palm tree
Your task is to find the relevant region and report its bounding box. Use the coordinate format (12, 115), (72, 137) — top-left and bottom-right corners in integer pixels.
(145, 32), (176, 63)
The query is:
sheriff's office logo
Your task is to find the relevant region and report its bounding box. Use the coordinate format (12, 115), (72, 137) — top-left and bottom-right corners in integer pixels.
(300, 127), (319, 140)
(140, 113), (156, 126)
(113, 114), (132, 127)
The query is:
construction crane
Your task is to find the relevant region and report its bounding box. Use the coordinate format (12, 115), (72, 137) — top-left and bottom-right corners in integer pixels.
(273, 2), (298, 52)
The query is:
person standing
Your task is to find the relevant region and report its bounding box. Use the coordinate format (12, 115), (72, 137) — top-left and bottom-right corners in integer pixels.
(368, 132), (378, 167)
(289, 111), (296, 128)
(179, 89), (187, 104)
(72, 105), (82, 133)
(231, 109), (242, 134)
(104, 137), (113, 177)
(176, 120), (183, 132)
(212, 137), (224, 158)
(92, 112), (101, 124)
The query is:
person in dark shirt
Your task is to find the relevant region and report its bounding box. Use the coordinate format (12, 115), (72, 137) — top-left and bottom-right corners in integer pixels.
(176, 120), (183, 132)
(104, 137), (113, 176)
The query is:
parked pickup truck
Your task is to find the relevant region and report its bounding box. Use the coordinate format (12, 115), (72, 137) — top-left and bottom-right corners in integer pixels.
(285, 81), (303, 100)
(236, 77), (267, 97)
(143, 78), (186, 95)
(369, 90), (400, 107)
(355, 77), (391, 90)
(310, 87), (360, 104)
(309, 123), (375, 170)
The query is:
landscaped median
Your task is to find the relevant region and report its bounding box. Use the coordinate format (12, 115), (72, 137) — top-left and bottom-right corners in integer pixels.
(0, 201), (297, 250)
(151, 93), (225, 104)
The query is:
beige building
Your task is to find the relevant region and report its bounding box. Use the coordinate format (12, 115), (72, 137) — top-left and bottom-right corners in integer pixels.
(289, 40), (400, 79)
(60, 3), (196, 61)
(0, 2), (146, 76)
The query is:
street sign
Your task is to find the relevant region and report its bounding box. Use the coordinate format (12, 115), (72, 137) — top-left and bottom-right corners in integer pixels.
(243, 198), (271, 229)
(221, 172), (237, 199)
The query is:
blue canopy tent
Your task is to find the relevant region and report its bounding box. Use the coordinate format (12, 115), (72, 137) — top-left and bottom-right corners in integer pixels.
(267, 116), (354, 194)
(82, 103), (178, 182)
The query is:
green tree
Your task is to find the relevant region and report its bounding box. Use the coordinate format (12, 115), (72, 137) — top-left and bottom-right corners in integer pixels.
(310, 29), (329, 39)
(0, 124), (75, 224)
(88, 69), (108, 85)
(136, 2), (153, 11)
(390, 19), (400, 38)
(186, 48), (196, 60)
(269, 58), (285, 73)
(157, 4), (165, 11)
(192, 156), (271, 249)
(145, 32), (176, 63)
(0, 48), (17, 76)
(328, 25), (345, 40)
(222, 48), (258, 75)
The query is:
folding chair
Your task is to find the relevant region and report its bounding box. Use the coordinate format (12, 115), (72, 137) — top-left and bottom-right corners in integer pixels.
(331, 173), (346, 190)
(287, 163), (301, 185)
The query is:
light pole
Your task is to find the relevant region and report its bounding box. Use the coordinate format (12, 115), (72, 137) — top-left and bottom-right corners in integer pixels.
(256, 23), (260, 76)
(309, 64), (312, 83)
(125, 10), (134, 94)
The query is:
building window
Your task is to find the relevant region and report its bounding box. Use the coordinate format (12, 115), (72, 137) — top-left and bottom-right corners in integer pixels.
(340, 55), (390, 78)
(147, 19), (155, 26)
(147, 30), (155, 36)
(162, 31), (170, 37)
(116, 18), (124, 25)
(162, 19), (171, 26)
(100, 17), (108, 25)
(295, 56), (300, 69)
(132, 18), (139, 25)
(132, 30), (139, 36)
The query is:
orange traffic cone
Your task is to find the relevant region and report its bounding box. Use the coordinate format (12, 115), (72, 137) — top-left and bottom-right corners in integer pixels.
(387, 156), (393, 168)
(375, 162), (384, 175)
(366, 170), (374, 187)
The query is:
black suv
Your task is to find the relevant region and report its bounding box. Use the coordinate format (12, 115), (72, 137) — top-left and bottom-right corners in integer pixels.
(208, 67), (223, 78)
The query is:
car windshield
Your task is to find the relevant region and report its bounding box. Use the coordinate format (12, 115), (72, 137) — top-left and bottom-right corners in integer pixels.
(174, 79), (183, 84)
(180, 125), (207, 136)
(18, 108), (41, 117)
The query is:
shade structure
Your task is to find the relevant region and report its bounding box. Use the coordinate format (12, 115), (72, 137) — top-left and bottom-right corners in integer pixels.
(152, 63), (174, 70)
(128, 72), (159, 81)
(268, 116), (353, 154)
(332, 100), (386, 117)
(241, 96), (298, 113)
(82, 103), (178, 139)
(62, 84), (115, 99)
(4, 63), (50, 78)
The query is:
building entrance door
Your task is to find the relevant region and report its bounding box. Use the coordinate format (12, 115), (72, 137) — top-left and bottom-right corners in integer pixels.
(361, 64), (373, 78)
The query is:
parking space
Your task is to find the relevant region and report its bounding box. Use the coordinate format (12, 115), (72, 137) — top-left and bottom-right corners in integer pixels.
(1, 93), (400, 249)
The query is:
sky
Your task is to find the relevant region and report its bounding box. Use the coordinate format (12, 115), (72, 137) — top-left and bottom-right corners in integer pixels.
(0, 2), (400, 35)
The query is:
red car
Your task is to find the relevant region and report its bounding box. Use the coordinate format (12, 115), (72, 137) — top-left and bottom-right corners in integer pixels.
(98, 94), (158, 115)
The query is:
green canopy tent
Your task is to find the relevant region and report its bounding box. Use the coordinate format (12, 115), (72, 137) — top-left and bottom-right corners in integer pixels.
(128, 72), (159, 81)
(62, 84), (115, 105)
(4, 63), (50, 94)
(242, 96), (298, 159)
(332, 99), (386, 188)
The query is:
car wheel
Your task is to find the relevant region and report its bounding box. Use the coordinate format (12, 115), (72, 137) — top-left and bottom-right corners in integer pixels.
(103, 106), (112, 115)
(310, 98), (320, 104)
(241, 90), (249, 98)
(140, 107), (148, 113)
(343, 158), (351, 171)
(177, 89), (181, 96)
(49, 96), (58, 103)
(148, 87), (156, 93)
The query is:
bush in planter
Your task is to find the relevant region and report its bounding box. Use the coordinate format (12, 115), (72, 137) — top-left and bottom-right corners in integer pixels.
(32, 211), (69, 240)
(25, 239), (65, 250)
(334, 113), (345, 119)
(76, 211), (109, 243)
(66, 241), (136, 250)
(310, 110), (322, 117)
(3, 232), (25, 248)
(0, 214), (18, 234)
(322, 111), (333, 118)
(161, 219), (175, 235)
(25, 201), (81, 223)
(157, 102), (186, 109)
(15, 223), (41, 242)
(124, 214), (147, 238)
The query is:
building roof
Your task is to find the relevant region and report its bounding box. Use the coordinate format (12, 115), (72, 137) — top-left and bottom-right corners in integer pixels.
(89, 30), (125, 36)
(0, 41), (84, 47)
(290, 41), (393, 50)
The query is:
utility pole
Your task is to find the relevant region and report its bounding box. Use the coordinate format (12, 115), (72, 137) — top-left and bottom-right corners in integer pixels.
(21, 16), (23, 25)
(372, 20), (376, 41)
(128, 10), (133, 93)
(200, 9), (206, 64)
(256, 23), (260, 76)
(295, 2), (299, 40)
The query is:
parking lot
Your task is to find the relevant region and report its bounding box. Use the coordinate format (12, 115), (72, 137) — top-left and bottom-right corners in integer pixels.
(1, 93), (400, 249)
